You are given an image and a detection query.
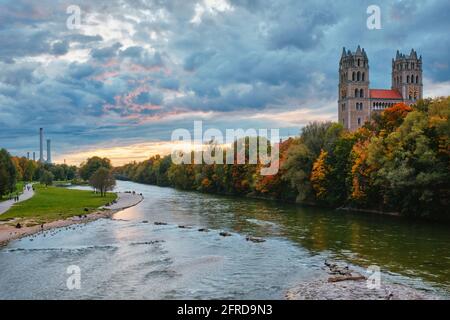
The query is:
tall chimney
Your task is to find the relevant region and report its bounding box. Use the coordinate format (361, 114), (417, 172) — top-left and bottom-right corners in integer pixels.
(39, 128), (44, 162)
(47, 139), (52, 164)
(33, 152), (36, 161)
(27, 152), (30, 160)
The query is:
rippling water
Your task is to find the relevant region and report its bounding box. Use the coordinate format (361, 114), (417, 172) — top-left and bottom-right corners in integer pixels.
(1, 181), (449, 299)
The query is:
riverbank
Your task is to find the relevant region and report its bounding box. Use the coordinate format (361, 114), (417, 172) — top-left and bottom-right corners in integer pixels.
(0, 192), (143, 247)
(286, 261), (442, 300)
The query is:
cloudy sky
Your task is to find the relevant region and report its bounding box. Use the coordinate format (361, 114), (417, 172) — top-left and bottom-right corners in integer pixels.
(0, 0), (449, 165)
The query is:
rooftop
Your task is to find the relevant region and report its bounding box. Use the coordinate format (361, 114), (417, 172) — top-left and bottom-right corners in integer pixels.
(369, 89), (403, 100)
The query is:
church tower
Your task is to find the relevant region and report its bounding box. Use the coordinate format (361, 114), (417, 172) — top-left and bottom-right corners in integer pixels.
(392, 49), (423, 104)
(338, 45), (370, 130)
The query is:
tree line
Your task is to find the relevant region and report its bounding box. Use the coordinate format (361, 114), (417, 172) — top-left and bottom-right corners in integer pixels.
(0, 152), (78, 197)
(114, 97), (449, 220)
(0, 153), (115, 198)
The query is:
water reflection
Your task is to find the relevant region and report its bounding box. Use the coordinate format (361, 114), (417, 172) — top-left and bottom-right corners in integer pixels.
(0, 181), (448, 299)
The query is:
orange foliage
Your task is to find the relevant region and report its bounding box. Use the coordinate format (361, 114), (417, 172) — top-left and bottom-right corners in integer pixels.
(311, 150), (329, 199)
(350, 140), (371, 200)
(381, 103), (413, 130)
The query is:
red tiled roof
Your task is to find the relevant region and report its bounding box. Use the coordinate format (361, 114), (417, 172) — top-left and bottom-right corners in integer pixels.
(369, 89), (403, 99)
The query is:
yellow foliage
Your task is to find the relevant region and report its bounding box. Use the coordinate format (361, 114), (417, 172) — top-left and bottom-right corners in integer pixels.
(311, 150), (329, 198)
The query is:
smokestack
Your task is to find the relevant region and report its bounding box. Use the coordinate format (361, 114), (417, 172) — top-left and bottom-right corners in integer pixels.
(47, 139), (52, 164)
(39, 128), (44, 162)
(27, 152), (30, 160)
(33, 152), (36, 161)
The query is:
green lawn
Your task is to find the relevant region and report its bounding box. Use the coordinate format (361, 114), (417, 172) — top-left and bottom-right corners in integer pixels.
(0, 184), (117, 225)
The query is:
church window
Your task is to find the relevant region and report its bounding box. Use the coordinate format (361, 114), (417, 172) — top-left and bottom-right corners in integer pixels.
(352, 72), (355, 81)
(416, 75), (419, 83)
(362, 72), (365, 81)
(407, 75), (410, 83)
(355, 89), (358, 97)
(360, 89), (364, 98)
(357, 71), (361, 81)
(358, 118), (361, 126)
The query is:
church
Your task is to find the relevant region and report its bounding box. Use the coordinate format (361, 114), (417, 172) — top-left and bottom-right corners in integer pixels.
(338, 46), (423, 131)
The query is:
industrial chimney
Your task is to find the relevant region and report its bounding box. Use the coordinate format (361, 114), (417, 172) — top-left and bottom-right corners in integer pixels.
(47, 139), (52, 164)
(39, 128), (44, 162)
(33, 152), (36, 161)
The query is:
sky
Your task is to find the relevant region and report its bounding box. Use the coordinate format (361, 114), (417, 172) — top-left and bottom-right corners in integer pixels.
(0, 0), (449, 165)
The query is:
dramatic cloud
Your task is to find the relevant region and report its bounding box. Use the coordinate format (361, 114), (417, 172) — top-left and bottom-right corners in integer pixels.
(0, 0), (449, 164)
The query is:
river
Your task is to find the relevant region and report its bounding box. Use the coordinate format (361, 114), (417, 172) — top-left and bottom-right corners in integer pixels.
(0, 180), (449, 299)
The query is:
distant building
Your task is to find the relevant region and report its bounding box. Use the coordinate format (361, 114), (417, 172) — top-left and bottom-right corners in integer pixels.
(47, 139), (52, 164)
(338, 46), (423, 131)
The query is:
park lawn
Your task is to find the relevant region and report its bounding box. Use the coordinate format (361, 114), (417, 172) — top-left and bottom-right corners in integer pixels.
(0, 184), (117, 225)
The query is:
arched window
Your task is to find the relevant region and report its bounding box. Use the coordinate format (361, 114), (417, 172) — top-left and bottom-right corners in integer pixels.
(362, 72), (365, 82)
(357, 71), (361, 81)
(416, 75), (419, 84)
(407, 75), (410, 83)
(352, 72), (355, 81)
(355, 89), (358, 97)
(358, 118), (361, 126)
(358, 59), (360, 67)
(360, 89), (364, 98)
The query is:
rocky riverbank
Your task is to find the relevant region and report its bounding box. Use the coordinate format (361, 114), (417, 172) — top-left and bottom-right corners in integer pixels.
(286, 261), (442, 300)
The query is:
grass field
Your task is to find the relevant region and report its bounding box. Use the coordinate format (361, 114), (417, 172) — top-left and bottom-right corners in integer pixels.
(0, 184), (117, 225)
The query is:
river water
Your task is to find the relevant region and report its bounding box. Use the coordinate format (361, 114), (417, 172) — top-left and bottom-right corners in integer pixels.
(0, 180), (449, 299)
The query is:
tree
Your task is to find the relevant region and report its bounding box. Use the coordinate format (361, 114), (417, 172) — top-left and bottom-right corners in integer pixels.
(89, 167), (116, 197)
(23, 160), (36, 182)
(0, 149), (17, 198)
(79, 157), (112, 181)
(40, 170), (54, 186)
(311, 150), (330, 200)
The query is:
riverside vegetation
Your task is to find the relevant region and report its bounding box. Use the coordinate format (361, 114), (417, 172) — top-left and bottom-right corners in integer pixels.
(114, 97), (450, 220)
(0, 184), (116, 225)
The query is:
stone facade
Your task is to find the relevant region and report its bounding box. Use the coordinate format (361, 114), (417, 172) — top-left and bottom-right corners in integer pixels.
(338, 46), (423, 131)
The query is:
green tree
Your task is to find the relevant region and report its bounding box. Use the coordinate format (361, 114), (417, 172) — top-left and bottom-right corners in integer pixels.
(0, 149), (17, 198)
(79, 157), (112, 181)
(23, 160), (37, 182)
(89, 167), (116, 197)
(40, 170), (54, 186)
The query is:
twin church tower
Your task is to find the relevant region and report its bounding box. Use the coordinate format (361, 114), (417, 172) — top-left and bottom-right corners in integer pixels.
(338, 46), (423, 131)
